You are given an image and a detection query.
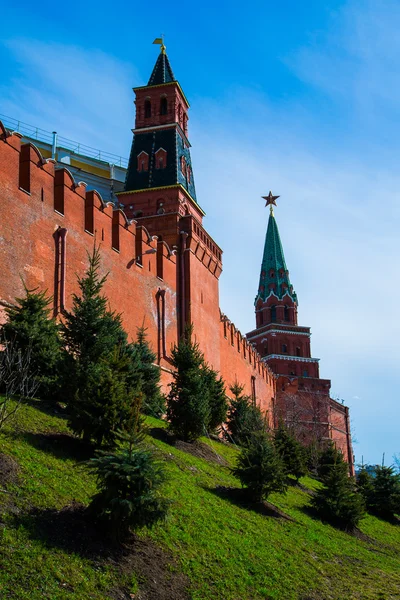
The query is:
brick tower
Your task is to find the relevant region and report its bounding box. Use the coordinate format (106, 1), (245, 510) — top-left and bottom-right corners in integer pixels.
(246, 193), (355, 472)
(118, 42), (223, 365)
(246, 192), (329, 393)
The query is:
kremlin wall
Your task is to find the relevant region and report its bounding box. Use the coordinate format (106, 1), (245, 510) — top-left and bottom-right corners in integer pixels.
(0, 45), (353, 472)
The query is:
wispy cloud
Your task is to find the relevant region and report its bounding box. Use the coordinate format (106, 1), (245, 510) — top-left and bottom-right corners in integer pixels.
(0, 39), (138, 154)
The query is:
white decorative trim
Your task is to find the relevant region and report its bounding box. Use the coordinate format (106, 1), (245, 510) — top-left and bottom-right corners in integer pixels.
(263, 354), (320, 363)
(247, 328), (310, 340)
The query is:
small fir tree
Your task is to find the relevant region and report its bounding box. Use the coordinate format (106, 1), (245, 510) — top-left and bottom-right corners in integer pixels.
(0, 286), (62, 400)
(69, 348), (142, 447)
(166, 325), (210, 442)
(86, 431), (169, 540)
(226, 381), (265, 447)
(369, 466), (400, 520)
(233, 431), (287, 502)
(274, 421), (307, 482)
(62, 247), (142, 446)
(134, 325), (165, 418)
(202, 365), (228, 433)
(311, 457), (365, 530)
(317, 442), (347, 481)
(356, 466), (375, 510)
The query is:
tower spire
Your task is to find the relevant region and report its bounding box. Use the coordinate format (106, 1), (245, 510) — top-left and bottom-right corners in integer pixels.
(256, 193), (297, 305)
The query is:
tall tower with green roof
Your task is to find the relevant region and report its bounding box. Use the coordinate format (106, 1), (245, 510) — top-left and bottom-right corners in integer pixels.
(247, 193), (327, 392)
(118, 39), (203, 247)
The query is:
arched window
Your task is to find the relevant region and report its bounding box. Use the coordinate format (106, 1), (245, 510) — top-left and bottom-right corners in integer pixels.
(259, 311), (264, 326)
(282, 344), (287, 353)
(160, 96), (168, 115)
(155, 148), (167, 169)
(137, 151), (149, 172)
(270, 305), (277, 323)
(144, 99), (151, 118)
(296, 346), (301, 357)
(284, 306), (290, 322)
(303, 369), (309, 377)
(180, 155), (186, 175)
(156, 199), (165, 214)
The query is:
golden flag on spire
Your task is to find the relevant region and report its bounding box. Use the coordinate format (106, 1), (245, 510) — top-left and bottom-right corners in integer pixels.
(153, 36), (166, 54)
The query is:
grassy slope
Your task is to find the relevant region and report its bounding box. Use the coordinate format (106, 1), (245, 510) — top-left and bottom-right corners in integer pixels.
(0, 401), (399, 600)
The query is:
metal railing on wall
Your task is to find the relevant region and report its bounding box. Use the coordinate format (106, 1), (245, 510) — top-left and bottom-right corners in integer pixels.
(0, 113), (128, 168)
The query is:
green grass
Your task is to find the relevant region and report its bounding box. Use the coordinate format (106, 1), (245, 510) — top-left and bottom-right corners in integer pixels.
(0, 401), (399, 600)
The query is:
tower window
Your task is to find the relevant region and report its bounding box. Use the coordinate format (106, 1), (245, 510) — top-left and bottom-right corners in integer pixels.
(303, 369), (309, 377)
(284, 306), (290, 321)
(180, 155), (187, 176)
(160, 96), (168, 116)
(296, 346), (301, 357)
(144, 99), (151, 118)
(258, 311), (264, 326)
(155, 148), (167, 169)
(137, 151), (149, 172)
(282, 344), (287, 353)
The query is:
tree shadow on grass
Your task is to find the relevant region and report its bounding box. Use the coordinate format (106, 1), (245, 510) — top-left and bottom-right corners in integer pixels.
(149, 427), (228, 466)
(205, 485), (296, 522)
(13, 431), (95, 462)
(298, 503), (378, 541)
(14, 503), (190, 600)
(22, 397), (69, 421)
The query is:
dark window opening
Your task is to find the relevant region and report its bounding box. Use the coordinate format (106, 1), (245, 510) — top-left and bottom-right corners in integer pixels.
(303, 369), (309, 377)
(284, 306), (290, 321)
(144, 99), (151, 118)
(296, 347), (301, 356)
(251, 376), (256, 405)
(160, 97), (167, 115)
(156, 289), (166, 362)
(270, 305), (277, 322)
(53, 228), (67, 317)
(282, 344), (287, 353)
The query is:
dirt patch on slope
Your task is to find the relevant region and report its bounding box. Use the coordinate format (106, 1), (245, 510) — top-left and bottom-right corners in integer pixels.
(0, 453), (19, 486)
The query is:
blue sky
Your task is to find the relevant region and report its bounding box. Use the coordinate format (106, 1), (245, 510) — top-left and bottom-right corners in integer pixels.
(1, 0), (399, 466)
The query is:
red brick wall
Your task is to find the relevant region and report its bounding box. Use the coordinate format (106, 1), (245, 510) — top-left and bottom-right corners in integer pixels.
(0, 128), (276, 417)
(219, 316), (275, 418)
(0, 132), (177, 384)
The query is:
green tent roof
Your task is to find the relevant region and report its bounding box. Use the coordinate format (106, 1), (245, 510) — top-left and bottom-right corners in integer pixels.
(255, 212), (297, 305)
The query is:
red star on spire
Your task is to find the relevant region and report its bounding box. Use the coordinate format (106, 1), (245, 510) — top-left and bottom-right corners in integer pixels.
(262, 191), (280, 208)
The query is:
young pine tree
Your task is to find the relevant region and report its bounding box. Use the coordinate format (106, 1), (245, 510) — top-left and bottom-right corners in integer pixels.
(166, 325), (210, 442)
(62, 247), (142, 446)
(86, 428), (169, 541)
(202, 365), (228, 433)
(274, 421), (307, 482)
(369, 466), (400, 520)
(356, 466), (375, 510)
(134, 325), (165, 418)
(233, 431), (287, 502)
(226, 381), (265, 447)
(0, 286), (62, 400)
(311, 456), (365, 530)
(317, 442), (347, 482)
